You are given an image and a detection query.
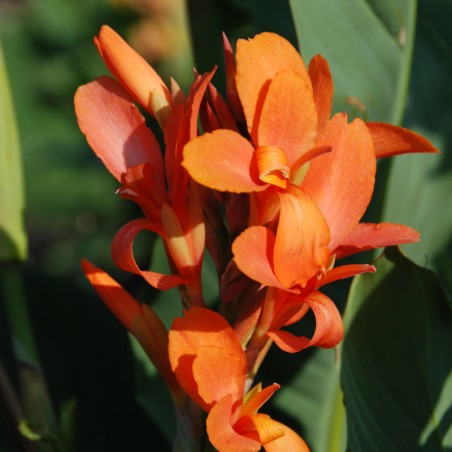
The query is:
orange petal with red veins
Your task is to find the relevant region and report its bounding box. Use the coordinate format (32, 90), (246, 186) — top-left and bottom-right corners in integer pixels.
(335, 222), (420, 259)
(111, 218), (189, 289)
(274, 186), (330, 288)
(75, 76), (163, 182)
(168, 307), (246, 411)
(206, 395), (262, 452)
(95, 25), (172, 117)
(183, 130), (265, 193)
(308, 54), (333, 132)
(263, 420), (310, 452)
(366, 122), (441, 158)
(232, 226), (288, 290)
(302, 113), (376, 250)
(268, 291), (343, 353)
(81, 260), (181, 398)
(257, 70), (317, 166)
(236, 32), (311, 137)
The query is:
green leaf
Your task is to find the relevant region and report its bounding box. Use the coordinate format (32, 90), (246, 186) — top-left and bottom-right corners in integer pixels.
(341, 247), (452, 450)
(289, 0), (417, 123)
(0, 40), (27, 261)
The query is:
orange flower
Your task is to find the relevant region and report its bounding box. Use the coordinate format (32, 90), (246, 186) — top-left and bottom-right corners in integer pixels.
(168, 307), (309, 451)
(75, 26), (217, 306)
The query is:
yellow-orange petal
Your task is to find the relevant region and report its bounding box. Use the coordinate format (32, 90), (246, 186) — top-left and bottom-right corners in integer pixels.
(308, 54), (333, 132)
(257, 70), (317, 166)
(263, 420), (310, 452)
(366, 122), (441, 158)
(206, 395), (262, 452)
(302, 113), (376, 250)
(168, 307), (246, 412)
(241, 384), (280, 418)
(183, 130), (266, 193)
(74, 76), (164, 182)
(232, 226), (288, 291)
(334, 222), (420, 259)
(236, 32), (311, 137)
(95, 25), (173, 117)
(267, 291), (343, 353)
(273, 186), (330, 288)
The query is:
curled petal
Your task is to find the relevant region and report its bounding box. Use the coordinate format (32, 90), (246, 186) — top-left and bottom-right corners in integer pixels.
(183, 130), (265, 193)
(206, 395), (262, 452)
(74, 76), (163, 182)
(95, 25), (172, 118)
(335, 222), (420, 259)
(241, 383), (280, 417)
(168, 307), (247, 411)
(268, 291), (343, 353)
(366, 122), (441, 158)
(256, 145), (290, 189)
(111, 218), (189, 289)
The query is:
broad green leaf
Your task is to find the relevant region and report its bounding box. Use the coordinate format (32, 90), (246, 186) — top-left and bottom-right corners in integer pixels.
(290, 0), (417, 123)
(0, 40), (27, 261)
(273, 348), (346, 452)
(341, 247), (452, 450)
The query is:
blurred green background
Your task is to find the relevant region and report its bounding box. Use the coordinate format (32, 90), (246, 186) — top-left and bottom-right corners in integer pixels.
(0, 0), (450, 451)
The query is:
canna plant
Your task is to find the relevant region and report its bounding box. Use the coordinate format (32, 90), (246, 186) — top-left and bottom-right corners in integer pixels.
(75, 25), (439, 451)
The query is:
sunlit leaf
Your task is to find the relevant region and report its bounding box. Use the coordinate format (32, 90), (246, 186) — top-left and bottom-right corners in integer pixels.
(290, 0), (417, 123)
(0, 40), (27, 261)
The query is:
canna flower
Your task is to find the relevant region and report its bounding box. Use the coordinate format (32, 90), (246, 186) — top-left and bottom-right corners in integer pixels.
(183, 32), (439, 291)
(75, 26), (216, 306)
(168, 306), (309, 451)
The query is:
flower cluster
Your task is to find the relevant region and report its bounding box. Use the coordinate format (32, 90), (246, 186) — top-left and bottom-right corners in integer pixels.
(75, 26), (438, 451)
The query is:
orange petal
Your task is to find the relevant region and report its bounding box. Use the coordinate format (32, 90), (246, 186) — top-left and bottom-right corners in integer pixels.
(183, 130), (265, 193)
(168, 307), (246, 411)
(95, 25), (172, 118)
(232, 226), (288, 290)
(267, 291), (343, 353)
(241, 383), (280, 417)
(256, 145), (290, 189)
(334, 222), (420, 259)
(308, 54), (333, 132)
(236, 32), (311, 138)
(302, 113), (376, 250)
(193, 345), (247, 409)
(257, 70), (317, 166)
(263, 420), (310, 452)
(74, 76), (164, 182)
(111, 218), (189, 289)
(366, 122), (441, 158)
(318, 264), (376, 288)
(273, 186), (330, 288)
(81, 260), (181, 399)
(206, 395), (262, 452)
